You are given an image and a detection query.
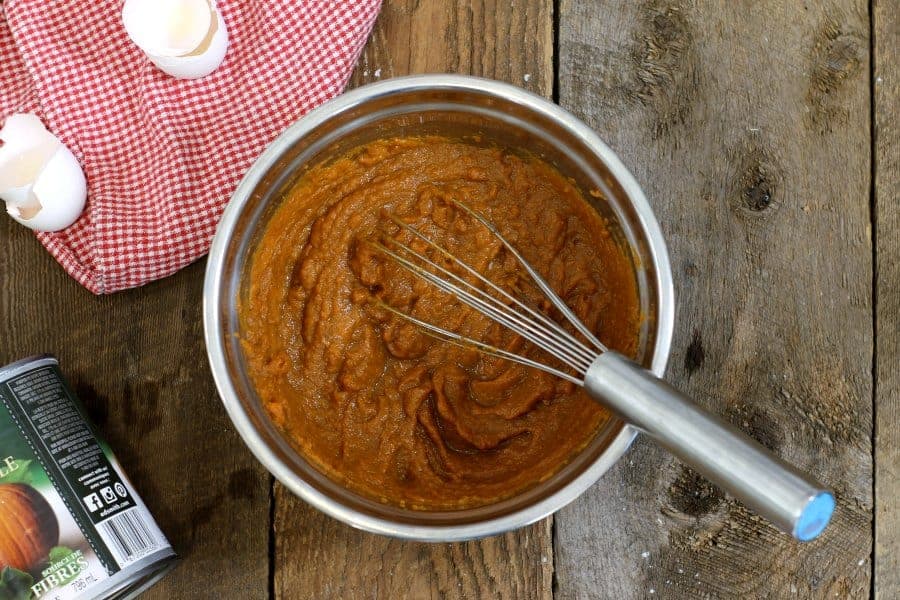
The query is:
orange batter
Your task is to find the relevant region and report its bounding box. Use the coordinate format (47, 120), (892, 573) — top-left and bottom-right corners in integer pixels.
(240, 137), (641, 510)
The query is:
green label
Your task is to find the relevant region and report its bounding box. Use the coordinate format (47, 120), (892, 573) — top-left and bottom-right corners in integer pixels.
(0, 365), (123, 575)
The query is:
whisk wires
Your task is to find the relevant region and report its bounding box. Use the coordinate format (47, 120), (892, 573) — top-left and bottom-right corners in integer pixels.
(370, 199), (607, 385)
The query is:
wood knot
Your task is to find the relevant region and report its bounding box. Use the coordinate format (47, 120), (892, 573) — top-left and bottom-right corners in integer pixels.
(807, 17), (864, 132)
(666, 464), (724, 517)
(728, 146), (783, 218)
(627, 0), (700, 138)
(741, 166), (775, 212)
(683, 329), (705, 374)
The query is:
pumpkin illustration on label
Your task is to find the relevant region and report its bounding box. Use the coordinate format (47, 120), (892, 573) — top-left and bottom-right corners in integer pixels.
(0, 483), (59, 572)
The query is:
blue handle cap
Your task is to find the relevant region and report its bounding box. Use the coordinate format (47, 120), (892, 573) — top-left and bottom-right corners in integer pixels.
(794, 492), (835, 542)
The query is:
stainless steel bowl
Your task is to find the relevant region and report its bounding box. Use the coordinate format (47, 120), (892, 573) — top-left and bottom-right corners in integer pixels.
(203, 74), (675, 541)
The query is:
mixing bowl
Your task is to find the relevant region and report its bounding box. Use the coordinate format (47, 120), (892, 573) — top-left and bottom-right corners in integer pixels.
(203, 74), (675, 541)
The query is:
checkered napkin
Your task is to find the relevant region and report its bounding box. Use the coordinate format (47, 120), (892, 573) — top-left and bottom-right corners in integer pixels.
(0, 0), (380, 293)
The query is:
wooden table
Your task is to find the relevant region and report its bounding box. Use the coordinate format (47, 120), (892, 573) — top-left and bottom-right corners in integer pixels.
(1, 1), (896, 598)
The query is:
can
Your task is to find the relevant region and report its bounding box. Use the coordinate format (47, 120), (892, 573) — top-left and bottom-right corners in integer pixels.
(0, 355), (177, 600)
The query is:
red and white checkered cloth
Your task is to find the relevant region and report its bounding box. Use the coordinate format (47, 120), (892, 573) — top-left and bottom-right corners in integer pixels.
(0, 0), (380, 293)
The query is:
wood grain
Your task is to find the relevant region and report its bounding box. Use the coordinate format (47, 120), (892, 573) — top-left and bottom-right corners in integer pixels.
(555, 1), (873, 598)
(874, 0), (899, 597)
(274, 485), (552, 599)
(349, 0), (552, 96)
(0, 235), (270, 597)
(274, 2), (555, 599)
(1, 0), (888, 597)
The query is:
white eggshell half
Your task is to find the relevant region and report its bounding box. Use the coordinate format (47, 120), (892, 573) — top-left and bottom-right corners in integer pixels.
(0, 183), (37, 207)
(0, 113), (58, 150)
(147, 7), (228, 80)
(7, 145), (87, 232)
(122, 0), (213, 57)
(0, 113), (61, 197)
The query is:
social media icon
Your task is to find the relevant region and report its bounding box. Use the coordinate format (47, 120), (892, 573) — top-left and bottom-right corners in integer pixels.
(100, 486), (117, 504)
(83, 493), (102, 512)
(114, 482), (128, 498)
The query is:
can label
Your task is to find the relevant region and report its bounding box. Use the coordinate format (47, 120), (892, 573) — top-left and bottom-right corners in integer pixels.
(0, 357), (175, 600)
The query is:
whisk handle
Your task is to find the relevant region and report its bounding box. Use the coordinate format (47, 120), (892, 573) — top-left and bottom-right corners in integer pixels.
(584, 352), (834, 542)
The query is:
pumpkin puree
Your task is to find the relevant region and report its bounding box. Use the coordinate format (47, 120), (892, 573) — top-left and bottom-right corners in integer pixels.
(240, 137), (641, 510)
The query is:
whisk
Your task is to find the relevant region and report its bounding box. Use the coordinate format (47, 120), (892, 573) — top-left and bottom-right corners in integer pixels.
(372, 199), (834, 542)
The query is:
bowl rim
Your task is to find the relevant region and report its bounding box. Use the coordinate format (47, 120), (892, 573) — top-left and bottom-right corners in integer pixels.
(203, 74), (675, 541)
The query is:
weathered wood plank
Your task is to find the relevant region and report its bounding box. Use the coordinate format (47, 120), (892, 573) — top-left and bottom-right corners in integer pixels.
(273, 2), (555, 599)
(275, 485), (553, 599)
(349, 0), (551, 96)
(0, 234), (271, 598)
(874, 0), (899, 598)
(555, 1), (873, 598)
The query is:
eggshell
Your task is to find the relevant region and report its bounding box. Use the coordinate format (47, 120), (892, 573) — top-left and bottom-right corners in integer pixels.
(147, 6), (229, 79)
(122, 0), (228, 80)
(122, 0), (213, 57)
(0, 113), (87, 232)
(6, 145), (87, 232)
(0, 114), (60, 203)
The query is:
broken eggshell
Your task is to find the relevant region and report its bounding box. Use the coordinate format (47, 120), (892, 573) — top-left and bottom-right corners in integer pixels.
(0, 114), (87, 232)
(122, 0), (229, 80)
